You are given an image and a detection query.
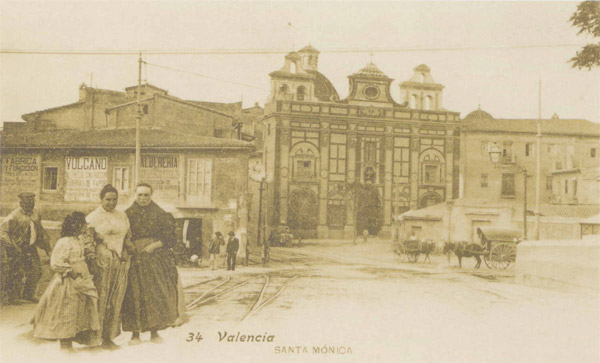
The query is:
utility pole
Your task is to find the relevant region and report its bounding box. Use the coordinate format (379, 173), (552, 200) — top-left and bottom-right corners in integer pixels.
(534, 79), (542, 240)
(135, 52), (142, 186)
(522, 167), (528, 240)
(257, 178), (265, 246)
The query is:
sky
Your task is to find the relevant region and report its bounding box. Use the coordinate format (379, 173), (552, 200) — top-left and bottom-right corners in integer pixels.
(1, 1), (598, 124)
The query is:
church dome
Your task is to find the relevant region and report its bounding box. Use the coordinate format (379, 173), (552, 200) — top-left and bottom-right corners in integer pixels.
(352, 62), (390, 79)
(307, 70), (340, 101)
(464, 108), (494, 121)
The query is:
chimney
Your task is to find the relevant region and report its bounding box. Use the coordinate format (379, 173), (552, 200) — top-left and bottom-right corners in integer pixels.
(79, 83), (88, 101)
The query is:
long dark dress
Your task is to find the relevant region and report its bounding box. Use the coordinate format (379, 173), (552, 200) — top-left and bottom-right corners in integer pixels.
(121, 201), (179, 332)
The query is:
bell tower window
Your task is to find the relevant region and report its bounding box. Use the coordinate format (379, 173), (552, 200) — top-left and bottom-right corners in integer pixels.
(297, 86), (306, 101)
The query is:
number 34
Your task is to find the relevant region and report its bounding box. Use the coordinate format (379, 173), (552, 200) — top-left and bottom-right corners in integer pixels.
(186, 332), (203, 342)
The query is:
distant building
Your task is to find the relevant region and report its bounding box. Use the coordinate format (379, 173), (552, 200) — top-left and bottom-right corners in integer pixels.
(262, 45), (461, 239)
(20, 83), (236, 138)
(459, 109), (600, 208)
(399, 109), (600, 242)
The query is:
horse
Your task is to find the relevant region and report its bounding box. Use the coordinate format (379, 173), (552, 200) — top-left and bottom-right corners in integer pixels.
(418, 240), (436, 263)
(442, 242), (485, 268)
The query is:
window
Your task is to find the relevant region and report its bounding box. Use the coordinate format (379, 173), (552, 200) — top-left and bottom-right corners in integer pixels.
(187, 159), (212, 201)
(364, 142), (377, 163)
(525, 143), (534, 157)
(546, 176), (553, 191)
(424, 165), (439, 184)
(410, 94), (418, 109)
(501, 173), (515, 196)
(295, 160), (314, 179)
(547, 144), (556, 155)
(43, 167), (58, 190)
(113, 167), (130, 193)
(592, 148), (597, 158)
(329, 143), (346, 175)
(424, 96), (432, 110)
(564, 180), (568, 194)
(502, 141), (512, 158)
(297, 86), (306, 101)
(573, 179), (577, 196)
(481, 173), (488, 188)
(279, 84), (288, 95)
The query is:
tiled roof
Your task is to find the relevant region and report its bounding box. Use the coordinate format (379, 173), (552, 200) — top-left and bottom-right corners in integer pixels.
(307, 70), (340, 101)
(464, 117), (600, 136)
(299, 44), (319, 53)
(538, 204), (600, 220)
(351, 62), (390, 79)
(1, 128), (254, 150)
(463, 108), (494, 121)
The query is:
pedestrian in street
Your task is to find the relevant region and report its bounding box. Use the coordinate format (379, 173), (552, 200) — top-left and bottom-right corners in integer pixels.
(86, 184), (134, 349)
(121, 183), (182, 345)
(0, 192), (50, 305)
(362, 229), (369, 243)
(226, 231), (239, 271)
(32, 212), (100, 350)
(208, 232), (223, 271)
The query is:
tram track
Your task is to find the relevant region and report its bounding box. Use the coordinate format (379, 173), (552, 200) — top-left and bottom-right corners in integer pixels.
(183, 273), (299, 323)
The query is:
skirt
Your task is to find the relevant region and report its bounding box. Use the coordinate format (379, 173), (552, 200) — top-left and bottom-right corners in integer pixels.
(33, 271), (100, 343)
(93, 244), (130, 341)
(121, 238), (179, 332)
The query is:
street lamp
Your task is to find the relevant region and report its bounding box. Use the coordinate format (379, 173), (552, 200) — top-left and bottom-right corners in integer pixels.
(488, 142), (528, 240)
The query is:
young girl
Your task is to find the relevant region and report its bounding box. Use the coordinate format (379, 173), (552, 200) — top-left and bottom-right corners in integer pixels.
(32, 212), (100, 350)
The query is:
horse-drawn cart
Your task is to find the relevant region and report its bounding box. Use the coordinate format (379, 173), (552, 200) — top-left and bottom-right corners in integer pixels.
(393, 239), (436, 263)
(443, 227), (521, 270)
(479, 227), (521, 269)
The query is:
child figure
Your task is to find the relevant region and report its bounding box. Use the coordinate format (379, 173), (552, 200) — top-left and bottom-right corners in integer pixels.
(32, 212), (100, 350)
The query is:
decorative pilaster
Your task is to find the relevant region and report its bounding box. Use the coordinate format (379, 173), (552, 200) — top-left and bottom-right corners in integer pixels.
(279, 125), (290, 225)
(409, 129), (420, 209)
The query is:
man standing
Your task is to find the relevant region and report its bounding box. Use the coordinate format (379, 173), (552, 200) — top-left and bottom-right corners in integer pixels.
(208, 232), (223, 271)
(0, 193), (50, 304)
(226, 231), (239, 271)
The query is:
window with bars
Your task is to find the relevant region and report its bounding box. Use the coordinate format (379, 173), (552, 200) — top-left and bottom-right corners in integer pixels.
(43, 167), (58, 191)
(501, 173), (515, 196)
(113, 167), (130, 193)
(187, 159), (212, 201)
(393, 137), (410, 180)
(481, 173), (488, 187)
(329, 144), (346, 175)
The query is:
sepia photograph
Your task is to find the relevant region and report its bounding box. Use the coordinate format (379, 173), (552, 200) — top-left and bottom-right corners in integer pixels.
(0, 1), (599, 362)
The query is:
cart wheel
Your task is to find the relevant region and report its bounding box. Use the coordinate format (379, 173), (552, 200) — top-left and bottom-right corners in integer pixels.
(393, 244), (406, 261)
(483, 254), (493, 269)
(490, 244), (516, 270)
(407, 252), (419, 263)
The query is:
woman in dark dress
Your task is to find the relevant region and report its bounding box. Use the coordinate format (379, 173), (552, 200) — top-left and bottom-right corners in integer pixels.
(121, 183), (179, 345)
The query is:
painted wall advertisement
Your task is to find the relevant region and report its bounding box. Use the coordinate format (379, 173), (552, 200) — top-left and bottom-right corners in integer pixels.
(64, 156), (108, 202)
(139, 154), (180, 201)
(1, 154), (41, 201)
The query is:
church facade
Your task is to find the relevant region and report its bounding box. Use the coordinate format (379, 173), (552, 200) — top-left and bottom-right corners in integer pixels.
(262, 45), (461, 239)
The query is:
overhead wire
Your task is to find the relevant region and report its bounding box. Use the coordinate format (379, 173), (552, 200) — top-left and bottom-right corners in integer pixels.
(144, 61), (268, 91)
(0, 43), (587, 55)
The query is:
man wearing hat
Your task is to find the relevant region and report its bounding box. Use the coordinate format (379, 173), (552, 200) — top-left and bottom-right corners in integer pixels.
(0, 193), (50, 304)
(226, 231), (239, 271)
